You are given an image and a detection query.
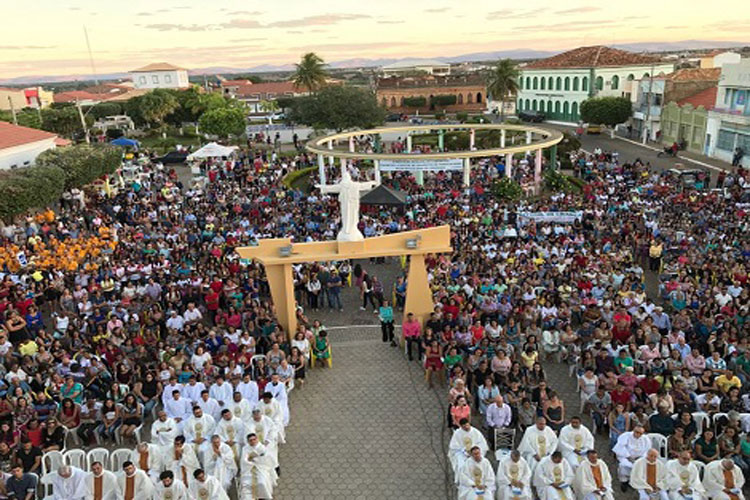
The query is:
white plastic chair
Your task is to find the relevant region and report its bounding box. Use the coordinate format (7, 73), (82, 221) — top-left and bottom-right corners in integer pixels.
(133, 424), (144, 444)
(693, 460), (705, 480)
(41, 451), (64, 498)
(63, 449), (87, 470)
(691, 412), (708, 436)
(109, 448), (132, 472)
(647, 433), (668, 458)
(64, 425), (81, 448)
(86, 448), (110, 471)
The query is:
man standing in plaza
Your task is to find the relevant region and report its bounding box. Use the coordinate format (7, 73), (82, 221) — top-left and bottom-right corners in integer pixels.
(327, 268), (343, 311)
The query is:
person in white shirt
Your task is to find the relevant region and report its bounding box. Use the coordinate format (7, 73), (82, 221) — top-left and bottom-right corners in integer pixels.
(166, 311), (185, 331)
(216, 409), (245, 460)
(130, 442), (163, 483)
(557, 417), (595, 471)
(665, 451), (705, 500)
(151, 410), (179, 451)
(630, 449), (669, 500)
(518, 417), (559, 475)
(458, 446), (496, 500)
(702, 459), (745, 500)
(203, 435), (237, 490)
(256, 392), (286, 444)
(237, 374), (259, 408)
(164, 391), (192, 427)
(50, 465), (88, 500)
(196, 390), (222, 421)
(85, 461), (118, 500)
(209, 376), (233, 408)
(167, 436), (201, 487)
(228, 391), (254, 424)
(574, 449), (615, 500)
(612, 426), (651, 489)
(240, 433), (276, 500)
(161, 379), (183, 407)
(265, 374), (290, 426)
(183, 302), (203, 325)
(116, 462), (154, 500)
(182, 377), (206, 404)
(533, 451), (574, 500)
(183, 406), (215, 456)
(448, 419), (489, 478)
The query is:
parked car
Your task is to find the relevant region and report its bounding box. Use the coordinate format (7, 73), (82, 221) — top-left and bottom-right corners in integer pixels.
(586, 124), (602, 134)
(155, 151), (189, 165)
(518, 110), (545, 123)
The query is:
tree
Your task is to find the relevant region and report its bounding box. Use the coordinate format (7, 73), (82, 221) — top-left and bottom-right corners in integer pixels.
(198, 107), (246, 138)
(286, 85), (386, 132)
(86, 102), (122, 120)
(293, 52), (328, 93)
(0, 164), (66, 221)
(0, 108), (42, 129)
(36, 145), (122, 190)
(126, 89), (178, 129)
(487, 59), (520, 122)
(40, 107), (90, 137)
(259, 100), (280, 124)
(580, 96), (632, 130)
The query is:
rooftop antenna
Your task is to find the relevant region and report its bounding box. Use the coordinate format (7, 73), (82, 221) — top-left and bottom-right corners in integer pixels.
(83, 25), (99, 85)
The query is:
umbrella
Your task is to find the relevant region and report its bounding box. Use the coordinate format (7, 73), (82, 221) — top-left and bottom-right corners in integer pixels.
(110, 137), (140, 147)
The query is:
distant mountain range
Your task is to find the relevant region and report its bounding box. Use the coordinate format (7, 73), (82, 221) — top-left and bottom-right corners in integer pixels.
(1, 40), (748, 86)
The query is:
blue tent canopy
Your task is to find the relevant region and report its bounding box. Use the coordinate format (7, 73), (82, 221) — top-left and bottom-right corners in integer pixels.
(110, 137), (139, 147)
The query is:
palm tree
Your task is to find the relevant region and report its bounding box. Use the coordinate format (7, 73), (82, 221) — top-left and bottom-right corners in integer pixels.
(293, 52), (329, 93)
(487, 59), (520, 122)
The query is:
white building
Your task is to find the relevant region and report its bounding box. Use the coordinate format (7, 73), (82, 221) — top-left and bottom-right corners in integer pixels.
(516, 45), (675, 124)
(381, 59), (451, 77)
(700, 51), (742, 69)
(130, 63), (189, 90)
(706, 58), (750, 167)
(0, 121), (59, 170)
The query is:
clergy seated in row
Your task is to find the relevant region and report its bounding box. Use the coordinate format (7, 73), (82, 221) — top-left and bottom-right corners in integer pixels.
(518, 417), (559, 475)
(573, 450), (615, 500)
(88, 461), (118, 500)
(133, 441), (164, 483)
(118, 461), (154, 499)
(170, 435), (202, 486)
(190, 468), (230, 500)
(557, 417), (595, 471)
(457, 446), (496, 500)
(665, 451), (706, 500)
(703, 459), (745, 500)
(533, 451), (574, 500)
(629, 449), (669, 500)
(449, 419), (489, 479)
(612, 425), (650, 491)
(240, 433), (277, 500)
(48, 465), (88, 500)
(156, 470), (190, 500)
(184, 405), (217, 457)
(497, 450), (532, 500)
(203, 434), (238, 491)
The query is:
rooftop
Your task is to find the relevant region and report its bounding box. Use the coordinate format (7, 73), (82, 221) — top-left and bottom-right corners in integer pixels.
(0, 122), (57, 150)
(524, 45), (661, 70)
(377, 74), (484, 89)
(664, 68), (721, 81)
(222, 80), (303, 97)
(676, 86), (718, 110)
(131, 62), (187, 73)
(382, 59), (450, 70)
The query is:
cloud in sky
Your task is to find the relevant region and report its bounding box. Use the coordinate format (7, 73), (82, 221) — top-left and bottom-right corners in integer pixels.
(143, 23), (216, 32)
(487, 8), (546, 20)
(227, 10), (263, 16)
(377, 20), (405, 25)
(554, 6), (601, 14)
(266, 14), (371, 28)
(425, 8), (450, 13)
(0, 45), (56, 50)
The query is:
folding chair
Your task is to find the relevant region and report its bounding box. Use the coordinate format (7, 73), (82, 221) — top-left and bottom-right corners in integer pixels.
(109, 448), (132, 472)
(86, 448), (110, 471)
(63, 449), (87, 470)
(693, 460), (705, 480)
(691, 412), (708, 436)
(646, 433), (668, 458)
(493, 427), (516, 462)
(41, 451), (64, 498)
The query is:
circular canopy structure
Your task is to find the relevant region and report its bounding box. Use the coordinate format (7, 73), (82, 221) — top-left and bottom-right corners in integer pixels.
(305, 123), (564, 160)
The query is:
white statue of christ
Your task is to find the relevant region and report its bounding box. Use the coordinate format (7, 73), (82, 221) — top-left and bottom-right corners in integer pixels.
(318, 166), (376, 242)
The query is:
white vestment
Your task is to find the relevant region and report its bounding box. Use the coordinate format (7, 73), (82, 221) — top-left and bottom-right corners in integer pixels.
(85, 470), (119, 500)
(228, 399), (255, 424)
(573, 460), (615, 500)
(496, 456), (532, 500)
(116, 470), (154, 500)
(245, 416), (279, 468)
(197, 397), (222, 422)
(256, 399), (286, 443)
(183, 414), (216, 455)
(167, 445), (201, 486)
(612, 432), (651, 482)
(181, 382), (206, 404)
(203, 442), (238, 490)
(131, 443), (164, 482)
(448, 426), (489, 477)
(164, 397), (192, 424)
(533, 457), (574, 500)
(558, 424), (595, 470)
(237, 381), (260, 408)
(151, 417), (179, 452)
(457, 456), (496, 500)
(517, 426), (559, 475)
(209, 382), (234, 407)
(50, 467), (88, 500)
(189, 475), (230, 500)
(665, 459), (705, 500)
(702, 461), (745, 500)
(240, 454), (275, 500)
(630, 457), (669, 500)
(154, 478), (189, 500)
(161, 383), (184, 407)
(217, 416), (246, 459)
(265, 382), (290, 426)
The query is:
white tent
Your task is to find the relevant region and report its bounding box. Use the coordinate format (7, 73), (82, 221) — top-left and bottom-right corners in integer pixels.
(187, 142), (237, 160)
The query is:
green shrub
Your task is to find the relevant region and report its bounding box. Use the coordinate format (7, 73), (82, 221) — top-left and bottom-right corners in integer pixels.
(456, 112), (468, 123)
(492, 177), (523, 201)
(36, 144), (122, 191)
(0, 164), (66, 220)
(543, 169), (583, 193)
(431, 95), (457, 106)
(282, 166), (316, 189)
(402, 97), (426, 107)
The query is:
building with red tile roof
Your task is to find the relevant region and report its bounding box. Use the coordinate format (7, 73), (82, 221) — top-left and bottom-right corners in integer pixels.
(220, 80), (307, 114)
(129, 62), (189, 90)
(677, 86), (718, 109)
(0, 121), (59, 170)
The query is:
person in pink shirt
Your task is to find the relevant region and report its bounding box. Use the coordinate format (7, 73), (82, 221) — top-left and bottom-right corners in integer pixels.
(401, 312), (422, 361)
(684, 350), (706, 375)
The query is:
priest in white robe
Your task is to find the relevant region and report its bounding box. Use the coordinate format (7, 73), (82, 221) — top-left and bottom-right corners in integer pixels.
(188, 468), (230, 500)
(612, 426), (650, 485)
(209, 377), (234, 408)
(50, 465), (88, 500)
(630, 449), (669, 500)
(558, 417), (595, 471)
(573, 450), (615, 500)
(197, 391), (222, 422)
(203, 434), (238, 490)
(182, 377), (207, 404)
(228, 391), (254, 424)
(448, 419), (489, 478)
(240, 434), (277, 499)
(167, 436), (201, 487)
(518, 417), (559, 475)
(238, 374), (260, 408)
(496, 450), (532, 500)
(151, 411), (179, 453)
(161, 380), (184, 407)
(184, 405), (216, 457)
(217, 408), (246, 461)
(85, 461), (119, 500)
(131, 442), (163, 483)
(164, 391), (191, 429)
(155, 470), (190, 500)
(665, 452), (705, 500)
(117, 462), (154, 500)
(265, 375), (290, 426)
(457, 446), (496, 500)
(703, 459), (745, 500)
(533, 451), (574, 500)
(245, 409), (280, 472)
(257, 393), (286, 444)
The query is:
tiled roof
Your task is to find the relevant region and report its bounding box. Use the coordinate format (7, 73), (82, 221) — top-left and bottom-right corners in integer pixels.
(131, 62), (187, 72)
(524, 45), (661, 69)
(665, 68), (721, 81)
(677, 86), (718, 109)
(54, 90), (103, 103)
(0, 122), (57, 150)
(224, 81), (303, 98)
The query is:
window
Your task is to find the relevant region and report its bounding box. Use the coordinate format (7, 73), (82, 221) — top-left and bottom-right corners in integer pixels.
(458, 94), (463, 104)
(540, 78), (546, 90)
(532, 99), (537, 111)
(532, 77), (538, 90)
(564, 77), (570, 91)
(556, 77), (562, 90)
(582, 77), (588, 92)
(526, 77), (531, 89)
(476, 92), (482, 103)
(717, 130), (734, 151)
(390, 97), (396, 107)
(165, 74), (172, 83)
(152, 75), (159, 84)
(738, 132), (750, 150)
(554, 101), (561, 115)
(692, 126), (702, 144)
(724, 89), (732, 105)
(525, 99), (530, 109)
(643, 73), (650, 78)
(519, 78), (524, 90)
(627, 74), (635, 81)
(563, 101), (569, 119)
(467, 93), (473, 104)
(595, 76), (603, 91)
(571, 101), (578, 120)
(139, 76), (146, 85)
(518, 98), (523, 110)
(611, 75), (619, 90)
(573, 77), (579, 91)
(548, 77), (554, 90)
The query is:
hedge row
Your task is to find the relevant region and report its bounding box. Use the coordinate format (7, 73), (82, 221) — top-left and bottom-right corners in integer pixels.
(282, 166), (317, 189)
(0, 145), (121, 220)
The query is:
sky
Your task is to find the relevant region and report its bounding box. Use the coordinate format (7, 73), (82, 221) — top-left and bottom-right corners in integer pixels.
(1, 0), (748, 79)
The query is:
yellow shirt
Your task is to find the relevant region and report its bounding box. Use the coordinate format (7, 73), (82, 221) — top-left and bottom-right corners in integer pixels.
(521, 351), (538, 369)
(716, 374), (741, 394)
(19, 341), (38, 357)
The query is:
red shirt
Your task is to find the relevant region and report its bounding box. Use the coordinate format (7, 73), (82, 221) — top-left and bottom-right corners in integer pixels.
(610, 389), (631, 407)
(205, 292), (220, 311)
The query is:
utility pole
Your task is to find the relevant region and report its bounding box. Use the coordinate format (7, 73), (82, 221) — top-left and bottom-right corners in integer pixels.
(75, 100), (90, 144)
(8, 97), (17, 125)
(83, 26), (99, 86)
(642, 62), (655, 144)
